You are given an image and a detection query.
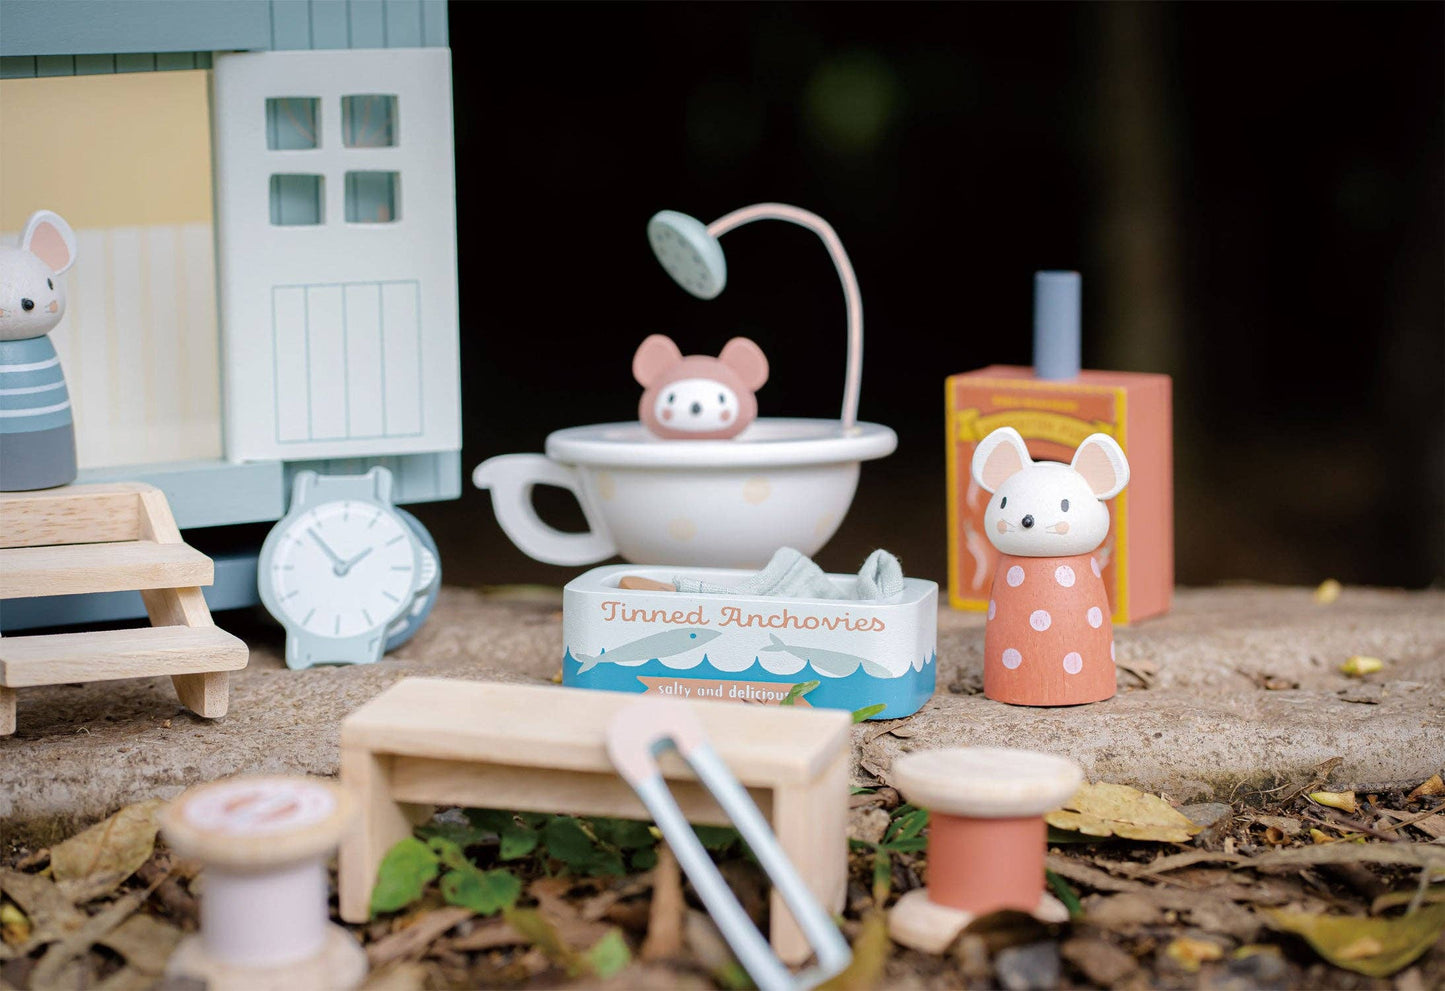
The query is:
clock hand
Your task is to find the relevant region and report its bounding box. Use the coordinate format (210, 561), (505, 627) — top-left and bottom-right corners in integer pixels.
(307, 527), (347, 569)
(336, 546), (375, 576)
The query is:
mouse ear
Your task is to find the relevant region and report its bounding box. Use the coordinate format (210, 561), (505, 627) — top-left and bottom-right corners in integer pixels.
(971, 427), (1032, 493)
(1071, 433), (1130, 500)
(22, 210), (77, 275)
(633, 334), (683, 388)
(718, 337), (768, 391)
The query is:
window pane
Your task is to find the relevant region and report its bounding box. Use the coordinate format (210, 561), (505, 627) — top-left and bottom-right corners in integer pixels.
(345, 171), (399, 223)
(341, 94), (398, 148)
(270, 174), (324, 225)
(266, 97), (319, 150)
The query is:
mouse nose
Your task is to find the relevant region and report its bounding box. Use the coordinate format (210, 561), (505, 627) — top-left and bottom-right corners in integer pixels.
(689, 402), (702, 415)
(1021, 514), (1035, 529)
(20, 299), (35, 311)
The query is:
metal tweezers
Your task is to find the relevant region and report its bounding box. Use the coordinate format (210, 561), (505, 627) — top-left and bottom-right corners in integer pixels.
(607, 698), (852, 991)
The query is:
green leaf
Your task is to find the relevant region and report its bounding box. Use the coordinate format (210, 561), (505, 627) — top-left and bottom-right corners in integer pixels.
(590, 817), (656, 850)
(693, 825), (740, 852)
(850, 786), (877, 796)
(427, 836), (471, 871)
(852, 703), (887, 722)
(417, 820), (492, 848)
(885, 808), (929, 844)
(465, 809), (517, 834)
(1046, 869), (1083, 919)
(499, 825), (539, 861)
(629, 846), (659, 871)
(441, 867), (522, 916)
(779, 680), (820, 707)
(370, 836), (440, 916)
(1265, 903), (1445, 978)
(584, 928), (632, 979)
(542, 817), (597, 865)
(518, 812), (550, 829)
(882, 836), (927, 853)
(871, 848), (892, 902)
(504, 907), (583, 974)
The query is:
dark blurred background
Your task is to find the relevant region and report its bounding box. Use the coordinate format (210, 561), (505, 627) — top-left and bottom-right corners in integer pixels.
(415, 1), (1444, 591)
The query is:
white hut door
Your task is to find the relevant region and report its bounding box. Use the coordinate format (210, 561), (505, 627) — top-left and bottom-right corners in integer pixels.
(212, 48), (460, 463)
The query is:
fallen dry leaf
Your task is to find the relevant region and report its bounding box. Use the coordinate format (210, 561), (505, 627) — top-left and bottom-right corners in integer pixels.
(0, 870), (86, 952)
(1061, 936), (1138, 985)
(639, 844), (683, 962)
(1265, 903), (1445, 978)
(50, 799), (166, 903)
(1408, 775), (1445, 802)
(1313, 579), (1343, 604)
(96, 913), (182, 975)
(1309, 790), (1359, 814)
(1046, 782), (1202, 843)
(366, 906), (473, 967)
(1340, 655), (1383, 677)
(1, 900), (31, 947)
(1164, 936), (1223, 972)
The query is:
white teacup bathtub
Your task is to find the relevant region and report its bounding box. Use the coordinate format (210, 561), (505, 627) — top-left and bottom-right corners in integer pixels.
(473, 418), (896, 567)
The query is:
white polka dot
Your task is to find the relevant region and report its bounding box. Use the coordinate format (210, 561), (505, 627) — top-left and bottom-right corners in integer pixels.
(1054, 565), (1075, 588)
(1006, 565), (1025, 587)
(987, 599), (996, 620)
(1091, 557), (1101, 577)
(1063, 652), (1083, 675)
(1001, 648), (1022, 670)
(1087, 606), (1104, 628)
(1029, 609), (1052, 631)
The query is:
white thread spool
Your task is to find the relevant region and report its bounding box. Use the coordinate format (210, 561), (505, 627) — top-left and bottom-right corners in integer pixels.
(161, 776), (367, 990)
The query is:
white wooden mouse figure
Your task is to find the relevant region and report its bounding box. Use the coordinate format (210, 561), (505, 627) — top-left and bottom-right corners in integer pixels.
(0, 210), (78, 491)
(970, 426), (1129, 706)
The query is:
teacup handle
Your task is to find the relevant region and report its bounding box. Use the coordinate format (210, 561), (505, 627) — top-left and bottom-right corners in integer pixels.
(472, 454), (617, 566)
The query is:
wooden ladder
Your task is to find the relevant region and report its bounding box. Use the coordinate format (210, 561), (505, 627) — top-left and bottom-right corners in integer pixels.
(0, 483), (249, 736)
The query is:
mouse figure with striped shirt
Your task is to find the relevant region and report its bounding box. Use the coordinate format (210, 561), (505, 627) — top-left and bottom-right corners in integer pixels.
(0, 210), (78, 491)
(971, 426), (1129, 706)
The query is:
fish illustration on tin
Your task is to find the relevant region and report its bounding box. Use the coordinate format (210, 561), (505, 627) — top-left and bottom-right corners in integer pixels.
(573, 628), (722, 673)
(760, 633), (893, 679)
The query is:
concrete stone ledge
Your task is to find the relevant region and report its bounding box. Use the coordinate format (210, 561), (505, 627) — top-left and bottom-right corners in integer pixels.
(2, 585), (1441, 844)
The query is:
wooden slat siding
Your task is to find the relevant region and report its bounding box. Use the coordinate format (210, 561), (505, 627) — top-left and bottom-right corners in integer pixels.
(420, 0), (448, 46)
(349, 0), (387, 48)
(74, 54), (117, 74)
(384, 0), (423, 47)
(0, 0), (271, 57)
(270, 0), (313, 50)
(1, 56), (38, 78)
(309, 0), (350, 50)
(35, 55), (76, 76)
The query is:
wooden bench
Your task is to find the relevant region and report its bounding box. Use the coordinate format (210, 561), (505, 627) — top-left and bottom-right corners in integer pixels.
(338, 678), (852, 964)
(0, 483), (249, 735)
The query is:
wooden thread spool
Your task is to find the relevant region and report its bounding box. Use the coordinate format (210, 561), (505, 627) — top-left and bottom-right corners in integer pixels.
(161, 776), (367, 990)
(887, 747), (1083, 954)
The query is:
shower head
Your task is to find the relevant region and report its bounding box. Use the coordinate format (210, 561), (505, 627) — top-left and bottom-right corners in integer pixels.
(647, 210), (727, 300)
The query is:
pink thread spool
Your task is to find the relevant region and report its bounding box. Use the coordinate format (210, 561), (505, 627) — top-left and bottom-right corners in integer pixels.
(161, 776), (366, 990)
(888, 747), (1083, 953)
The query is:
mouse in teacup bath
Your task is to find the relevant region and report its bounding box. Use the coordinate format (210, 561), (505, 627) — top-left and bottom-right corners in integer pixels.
(633, 334), (769, 440)
(971, 426), (1129, 707)
(0, 210), (79, 491)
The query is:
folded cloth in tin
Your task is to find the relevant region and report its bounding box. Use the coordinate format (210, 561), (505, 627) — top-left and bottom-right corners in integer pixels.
(673, 547), (904, 600)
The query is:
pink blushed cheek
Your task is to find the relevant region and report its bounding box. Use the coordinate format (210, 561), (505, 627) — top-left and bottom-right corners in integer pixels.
(661, 408), (673, 421)
(720, 410), (731, 422)
(996, 520), (1008, 534)
(1054, 521), (1069, 534)
(47, 300), (59, 313)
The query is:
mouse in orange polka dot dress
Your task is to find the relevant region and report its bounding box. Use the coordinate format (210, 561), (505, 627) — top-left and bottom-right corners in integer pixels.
(970, 426), (1130, 706)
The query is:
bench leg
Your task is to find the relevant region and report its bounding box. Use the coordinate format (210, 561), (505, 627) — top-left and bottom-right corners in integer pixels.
(173, 671), (229, 718)
(769, 748), (849, 965)
(339, 748), (415, 924)
(0, 686), (15, 736)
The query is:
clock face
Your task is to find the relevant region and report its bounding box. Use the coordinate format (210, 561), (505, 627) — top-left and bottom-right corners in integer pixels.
(267, 500), (417, 639)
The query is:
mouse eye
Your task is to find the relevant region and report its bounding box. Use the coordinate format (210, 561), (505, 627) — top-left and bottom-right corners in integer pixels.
(718, 393), (725, 403)
(47, 278), (53, 290)
(1000, 496), (1007, 508)
(1061, 499), (1070, 512)
(666, 393), (675, 403)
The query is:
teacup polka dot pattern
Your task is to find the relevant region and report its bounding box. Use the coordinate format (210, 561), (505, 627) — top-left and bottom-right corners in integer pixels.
(984, 552), (1116, 706)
